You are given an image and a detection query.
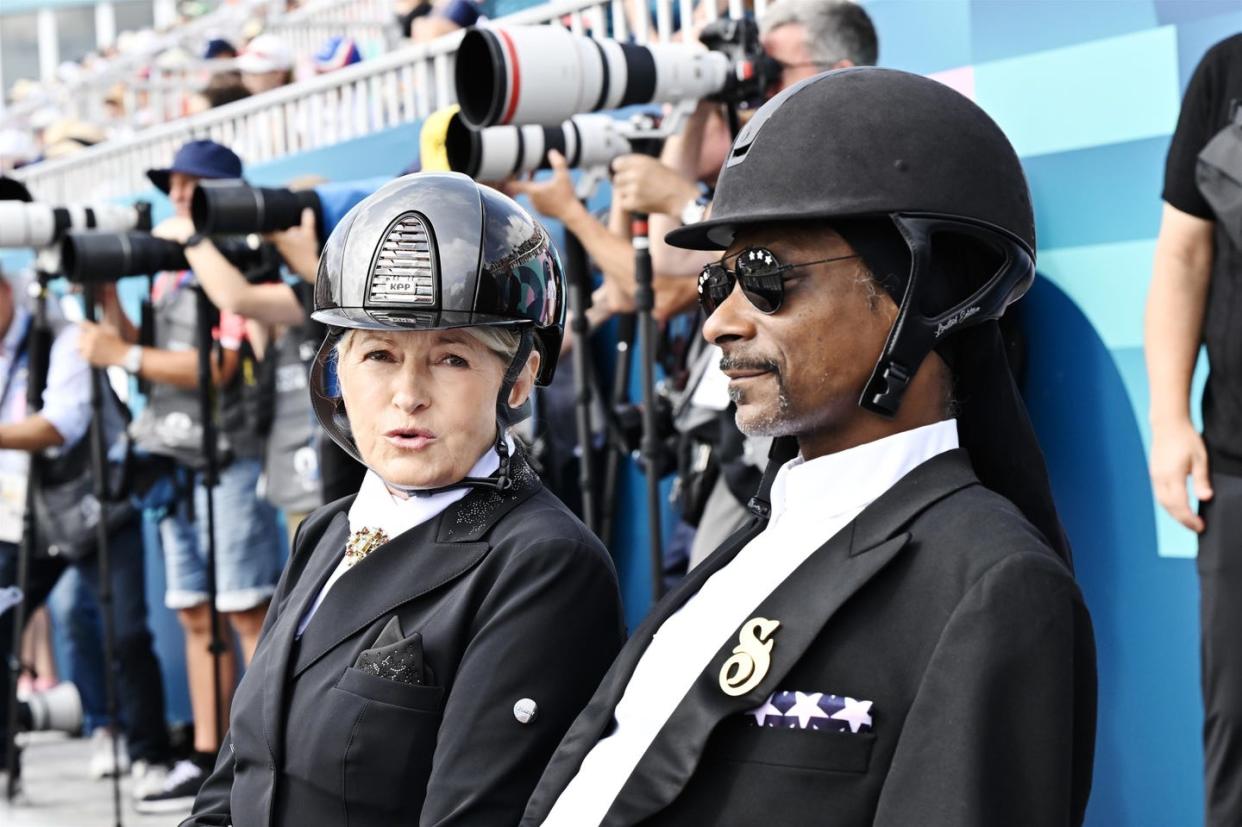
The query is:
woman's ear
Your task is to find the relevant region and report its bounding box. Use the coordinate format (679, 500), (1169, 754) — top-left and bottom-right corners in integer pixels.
(507, 349), (542, 408)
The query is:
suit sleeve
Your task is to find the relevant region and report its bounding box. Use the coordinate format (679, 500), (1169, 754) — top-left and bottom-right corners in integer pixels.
(419, 536), (625, 826)
(872, 552), (1097, 827)
(179, 515), (316, 827)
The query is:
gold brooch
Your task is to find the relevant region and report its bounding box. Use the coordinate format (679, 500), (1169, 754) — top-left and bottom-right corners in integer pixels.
(344, 527), (390, 569)
(719, 617), (781, 697)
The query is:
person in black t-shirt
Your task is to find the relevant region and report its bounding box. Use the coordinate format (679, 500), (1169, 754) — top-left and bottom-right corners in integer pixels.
(1145, 32), (1242, 827)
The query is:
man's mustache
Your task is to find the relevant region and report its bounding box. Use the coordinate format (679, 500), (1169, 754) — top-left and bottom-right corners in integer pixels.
(719, 354), (781, 375)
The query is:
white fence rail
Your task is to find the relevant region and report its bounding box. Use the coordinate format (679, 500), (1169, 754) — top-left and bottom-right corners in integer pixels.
(12, 0), (755, 202)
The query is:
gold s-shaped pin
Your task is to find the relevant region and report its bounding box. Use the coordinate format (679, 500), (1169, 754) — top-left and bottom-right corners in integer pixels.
(719, 617), (781, 697)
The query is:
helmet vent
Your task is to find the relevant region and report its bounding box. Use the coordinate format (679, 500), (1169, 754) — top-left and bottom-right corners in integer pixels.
(368, 213), (436, 305)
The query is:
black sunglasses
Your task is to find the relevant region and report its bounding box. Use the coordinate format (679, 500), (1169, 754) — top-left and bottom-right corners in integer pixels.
(697, 246), (861, 315)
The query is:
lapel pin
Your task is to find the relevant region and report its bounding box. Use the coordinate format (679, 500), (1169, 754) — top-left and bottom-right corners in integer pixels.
(719, 617), (781, 697)
(344, 526), (390, 569)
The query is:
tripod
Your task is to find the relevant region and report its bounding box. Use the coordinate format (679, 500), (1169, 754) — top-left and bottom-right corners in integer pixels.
(191, 284), (228, 757)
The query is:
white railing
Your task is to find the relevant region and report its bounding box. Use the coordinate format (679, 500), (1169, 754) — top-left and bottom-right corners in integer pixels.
(12, 0), (753, 202)
(0, 1), (272, 133)
(265, 0), (399, 60)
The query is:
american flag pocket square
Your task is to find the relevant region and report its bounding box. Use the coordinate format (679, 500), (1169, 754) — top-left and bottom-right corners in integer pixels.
(743, 690), (874, 733)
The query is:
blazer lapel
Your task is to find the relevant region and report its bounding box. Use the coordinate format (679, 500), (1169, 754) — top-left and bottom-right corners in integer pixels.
(262, 511), (350, 766)
(291, 454), (544, 678)
(523, 518), (766, 822)
(601, 448), (980, 825)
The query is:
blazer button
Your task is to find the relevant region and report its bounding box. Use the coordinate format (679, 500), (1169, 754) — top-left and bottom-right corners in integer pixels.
(513, 698), (538, 724)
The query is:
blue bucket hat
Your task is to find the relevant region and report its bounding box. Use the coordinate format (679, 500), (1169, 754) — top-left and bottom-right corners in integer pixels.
(146, 140), (243, 194)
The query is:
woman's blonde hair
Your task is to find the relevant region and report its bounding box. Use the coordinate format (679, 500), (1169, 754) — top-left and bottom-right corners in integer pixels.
(336, 325), (522, 366)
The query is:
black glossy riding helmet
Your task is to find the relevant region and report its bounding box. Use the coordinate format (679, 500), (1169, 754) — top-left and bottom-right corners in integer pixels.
(310, 172), (566, 492)
(667, 67), (1036, 418)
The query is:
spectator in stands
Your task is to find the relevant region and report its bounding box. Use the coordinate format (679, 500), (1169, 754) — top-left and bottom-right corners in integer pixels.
(313, 35), (363, 74)
(237, 33), (295, 95)
(203, 38), (238, 60)
(77, 140), (285, 814)
(394, 0), (434, 39)
(186, 77), (251, 115)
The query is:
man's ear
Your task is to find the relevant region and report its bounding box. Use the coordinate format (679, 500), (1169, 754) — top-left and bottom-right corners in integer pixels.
(507, 349), (542, 408)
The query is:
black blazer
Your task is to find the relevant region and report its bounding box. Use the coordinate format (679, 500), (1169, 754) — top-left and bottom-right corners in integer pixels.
(523, 449), (1096, 827)
(184, 455), (625, 827)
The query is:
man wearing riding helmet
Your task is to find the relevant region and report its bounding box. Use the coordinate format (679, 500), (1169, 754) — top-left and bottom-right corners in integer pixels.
(184, 173), (624, 826)
(526, 67), (1096, 827)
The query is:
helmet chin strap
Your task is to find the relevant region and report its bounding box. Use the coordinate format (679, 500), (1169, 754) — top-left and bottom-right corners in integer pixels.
(388, 329), (536, 498)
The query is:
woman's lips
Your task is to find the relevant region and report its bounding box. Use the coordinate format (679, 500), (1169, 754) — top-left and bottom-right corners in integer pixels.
(384, 429), (436, 451)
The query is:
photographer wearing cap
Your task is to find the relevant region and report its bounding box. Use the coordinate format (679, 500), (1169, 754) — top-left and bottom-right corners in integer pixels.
(183, 173), (623, 827)
(525, 67), (1096, 827)
(1145, 34), (1242, 825)
(77, 139), (285, 813)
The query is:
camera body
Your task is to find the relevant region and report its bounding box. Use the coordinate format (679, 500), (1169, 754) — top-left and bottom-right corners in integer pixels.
(698, 17), (782, 110)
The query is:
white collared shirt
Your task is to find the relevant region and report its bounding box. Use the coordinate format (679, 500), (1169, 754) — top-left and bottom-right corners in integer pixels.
(542, 419), (960, 826)
(295, 436), (507, 637)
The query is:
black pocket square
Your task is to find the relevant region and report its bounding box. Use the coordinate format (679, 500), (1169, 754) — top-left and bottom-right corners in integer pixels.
(353, 616), (427, 686)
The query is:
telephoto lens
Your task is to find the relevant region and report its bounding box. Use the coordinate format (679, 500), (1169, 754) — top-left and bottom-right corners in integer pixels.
(61, 231), (277, 283)
(191, 181), (323, 236)
(0, 201), (150, 248)
(444, 110), (632, 179)
(455, 25), (732, 128)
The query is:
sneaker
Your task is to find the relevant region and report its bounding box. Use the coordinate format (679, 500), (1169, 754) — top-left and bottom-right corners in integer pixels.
(134, 758), (205, 814)
(88, 728), (130, 779)
(130, 759), (168, 800)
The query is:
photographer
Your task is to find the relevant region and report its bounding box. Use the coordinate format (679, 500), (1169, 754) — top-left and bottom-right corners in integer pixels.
(158, 202), (326, 539)
(76, 139), (284, 814)
(511, 0), (878, 567)
(0, 272), (171, 791)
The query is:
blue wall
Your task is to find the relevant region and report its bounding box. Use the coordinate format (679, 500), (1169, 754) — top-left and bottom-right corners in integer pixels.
(855, 1), (1242, 823)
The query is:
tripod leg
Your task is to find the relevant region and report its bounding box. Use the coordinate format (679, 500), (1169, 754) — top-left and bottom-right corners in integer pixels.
(631, 214), (665, 603)
(82, 284), (125, 827)
(564, 232), (598, 535)
(599, 315), (636, 550)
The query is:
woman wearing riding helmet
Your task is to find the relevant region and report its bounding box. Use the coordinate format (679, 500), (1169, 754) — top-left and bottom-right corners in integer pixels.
(183, 173), (625, 827)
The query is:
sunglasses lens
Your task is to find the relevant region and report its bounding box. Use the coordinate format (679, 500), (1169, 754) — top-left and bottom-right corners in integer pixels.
(736, 248), (784, 313)
(698, 264), (733, 314)
(740, 274), (784, 314)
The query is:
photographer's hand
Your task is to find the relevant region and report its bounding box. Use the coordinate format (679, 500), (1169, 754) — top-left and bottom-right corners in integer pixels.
(506, 150), (585, 224)
(152, 215), (195, 244)
(77, 321), (130, 368)
(267, 208), (320, 283)
(612, 155), (700, 217)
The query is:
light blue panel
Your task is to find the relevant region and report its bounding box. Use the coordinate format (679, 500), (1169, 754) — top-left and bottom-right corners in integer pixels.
(973, 26), (1181, 158)
(969, 0), (1158, 65)
(1036, 239), (1156, 350)
(1174, 10), (1242, 91)
(857, 0), (972, 75)
(1022, 135), (1168, 249)
(1155, 0), (1242, 27)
